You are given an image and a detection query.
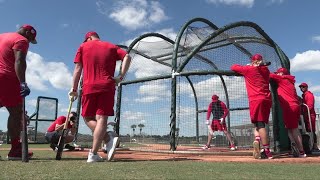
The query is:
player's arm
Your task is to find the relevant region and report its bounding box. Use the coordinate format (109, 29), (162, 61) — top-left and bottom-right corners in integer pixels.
(219, 102), (229, 124)
(206, 103), (212, 124)
(230, 64), (247, 75)
(54, 117), (66, 131)
(55, 123), (65, 131)
(14, 49), (27, 83)
(120, 54), (131, 78)
(269, 73), (281, 82)
(305, 93), (315, 110)
(221, 102), (229, 119)
(72, 63), (83, 91)
(114, 54), (132, 84)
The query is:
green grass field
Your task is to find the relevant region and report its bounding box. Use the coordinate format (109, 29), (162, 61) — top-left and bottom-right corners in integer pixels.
(1, 144), (319, 179)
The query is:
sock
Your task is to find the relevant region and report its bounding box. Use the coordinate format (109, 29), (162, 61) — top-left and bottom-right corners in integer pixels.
(299, 150), (305, 155)
(11, 137), (20, 149)
(255, 136), (261, 142)
(262, 144), (270, 153)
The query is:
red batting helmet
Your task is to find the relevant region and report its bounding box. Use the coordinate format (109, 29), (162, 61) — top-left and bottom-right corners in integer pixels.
(211, 95), (219, 102)
(251, 54), (263, 62)
(299, 82), (308, 88)
(275, 67), (289, 75)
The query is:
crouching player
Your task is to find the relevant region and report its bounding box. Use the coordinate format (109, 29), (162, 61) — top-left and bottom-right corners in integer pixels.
(45, 112), (78, 151)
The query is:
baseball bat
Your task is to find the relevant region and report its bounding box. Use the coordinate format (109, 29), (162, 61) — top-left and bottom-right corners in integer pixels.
(260, 61), (271, 66)
(55, 100), (73, 160)
(21, 98), (29, 162)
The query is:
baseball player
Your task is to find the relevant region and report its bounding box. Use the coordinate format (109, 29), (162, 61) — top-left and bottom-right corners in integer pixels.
(231, 54), (273, 159)
(204, 95), (236, 151)
(270, 68), (306, 157)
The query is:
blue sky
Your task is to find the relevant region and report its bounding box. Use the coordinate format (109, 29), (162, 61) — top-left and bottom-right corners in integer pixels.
(0, 0), (320, 135)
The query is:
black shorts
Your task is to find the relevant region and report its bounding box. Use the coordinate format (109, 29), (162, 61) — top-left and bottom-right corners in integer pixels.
(45, 131), (61, 144)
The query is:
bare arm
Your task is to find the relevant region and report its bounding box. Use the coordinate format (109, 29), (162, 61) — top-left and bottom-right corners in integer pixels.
(114, 54), (132, 84)
(72, 63), (83, 91)
(55, 123), (65, 131)
(120, 54), (131, 78)
(14, 50), (27, 83)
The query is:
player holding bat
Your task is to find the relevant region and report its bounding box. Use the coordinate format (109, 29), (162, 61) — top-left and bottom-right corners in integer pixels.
(231, 54), (273, 159)
(69, 31), (131, 162)
(0, 25), (37, 161)
(203, 95), (236, 151)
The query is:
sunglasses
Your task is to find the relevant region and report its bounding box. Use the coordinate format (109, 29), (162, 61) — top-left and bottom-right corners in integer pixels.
(70, 116), (76, 121)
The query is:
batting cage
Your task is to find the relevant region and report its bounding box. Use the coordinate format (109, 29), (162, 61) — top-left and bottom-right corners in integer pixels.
(111, 17), (291, 154)
(28, 96), (58, 143)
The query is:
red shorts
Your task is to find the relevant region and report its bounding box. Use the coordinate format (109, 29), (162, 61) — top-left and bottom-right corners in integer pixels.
(81, 91), (115, 117)
(249, 99), (271, 124)
(210, 120), (227, 131)
(0, 75), (22, 107)
(282, 104), (300, 129)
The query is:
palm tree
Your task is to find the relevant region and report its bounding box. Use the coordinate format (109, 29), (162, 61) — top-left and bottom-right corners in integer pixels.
(131, 124), (136, 136)
(138, 124), (145, 135)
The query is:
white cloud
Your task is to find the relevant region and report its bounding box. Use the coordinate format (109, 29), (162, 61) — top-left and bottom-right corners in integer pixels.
(97, 0), (168, 30)
(309, 85), (320, 93)
(27, 51), (73, 91)
(290, 50), (320, 72)
(269, 0), (284, 3)
(135, 83), (169, 103)
(206, 0), (284, 7)
(312, 36), (320, 43)
(122, 111), (149, 121)
(60, 23), (69, 28)
(206, 0), (255, 8)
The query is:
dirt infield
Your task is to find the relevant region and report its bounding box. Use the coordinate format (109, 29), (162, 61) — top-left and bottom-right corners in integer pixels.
(64, 148), (320, 164)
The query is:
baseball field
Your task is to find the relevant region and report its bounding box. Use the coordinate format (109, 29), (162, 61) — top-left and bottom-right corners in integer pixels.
(1, 144), (320, 179)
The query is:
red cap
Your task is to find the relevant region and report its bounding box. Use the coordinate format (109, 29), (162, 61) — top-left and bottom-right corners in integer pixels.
(211, 95), (219, 102)
(299, 83), (308, 87)
(84, 31), (98, 42)
(21, 24), (37, 44)
(251, 54), (263, 62)
(275, 67), (289, 75)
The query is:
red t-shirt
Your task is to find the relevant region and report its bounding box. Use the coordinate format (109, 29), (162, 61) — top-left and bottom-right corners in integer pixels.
(302, 91), (316, 116)
(269, 73), (300, 105)
(74, 39), (127, 95)
(47, 116), (72, 132)
(231, 64), (271, 102)
(0, 32), (29, 78)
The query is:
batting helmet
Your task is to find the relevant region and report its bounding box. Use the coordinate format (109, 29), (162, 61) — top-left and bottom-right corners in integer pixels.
(275, 67), (289, 75)
(251, 54), (263, 62)
(211, 95), (219, 102)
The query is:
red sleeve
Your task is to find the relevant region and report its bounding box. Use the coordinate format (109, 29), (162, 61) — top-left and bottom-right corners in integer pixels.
(231, 64), (248, 75)
(305, 92), (315, 110)
(269, 73), (281, 83)
(220, 101), (229, 119)
(12, 39), (29, 54)
(206, 102), (212, 120)
(56, 116), (66, 125)
(116, 46), (127, 61)
(74, 46), (82, 63)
